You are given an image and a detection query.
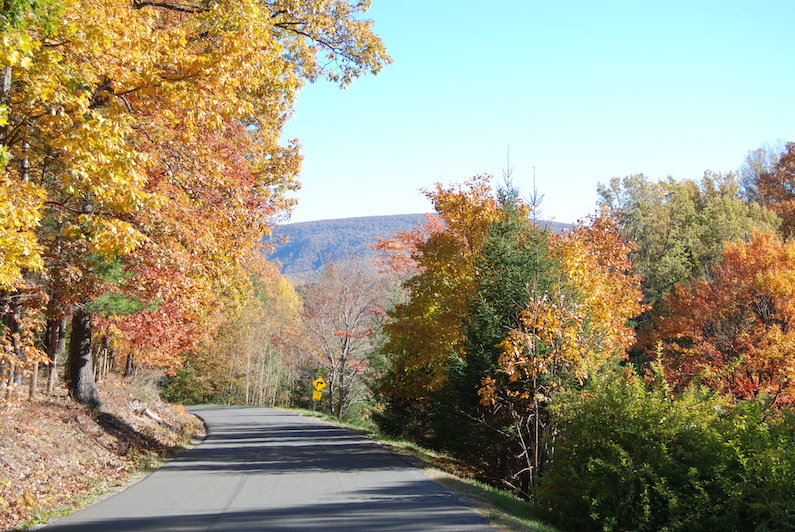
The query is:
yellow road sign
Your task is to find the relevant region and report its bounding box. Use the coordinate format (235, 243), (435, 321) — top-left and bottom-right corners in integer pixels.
(312, 390), (323, 401)
(313, 377), (327, 391)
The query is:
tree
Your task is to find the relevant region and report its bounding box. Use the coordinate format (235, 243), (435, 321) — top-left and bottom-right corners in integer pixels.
(375, 176), (643, 496)
(0, 0), (390, 404)
(597, 172), (778, 309)
(377, 175), (499, 408)
(160, 255), (303, 406)
(738, 140), (787, 202)
(66, 306), (102, 408)
(0, 16), (52, 400)
(478, 212), (644, 494)
(648, 230), (795, 407)
(446, 182), (560, 490)
(300, 262), (388, 419)
(753, 142), (795, 237)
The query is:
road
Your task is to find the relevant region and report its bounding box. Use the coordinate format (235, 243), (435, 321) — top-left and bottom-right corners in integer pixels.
(43, 406), (494, 531)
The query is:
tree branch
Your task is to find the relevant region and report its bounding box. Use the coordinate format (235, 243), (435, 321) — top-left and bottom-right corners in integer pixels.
(131, 0), (210, 14)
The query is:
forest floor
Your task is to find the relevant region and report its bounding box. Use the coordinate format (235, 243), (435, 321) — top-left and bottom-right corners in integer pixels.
(0, 373), (203, 531)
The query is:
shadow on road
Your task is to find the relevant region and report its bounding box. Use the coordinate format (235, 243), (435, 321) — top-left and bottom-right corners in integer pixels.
(44, 482), (487, 531)
(43, 407), (493, 531)
(160, 421), (409, 475)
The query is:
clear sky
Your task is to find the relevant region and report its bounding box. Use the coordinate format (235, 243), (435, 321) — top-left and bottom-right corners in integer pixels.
(280, 0), (795, 224)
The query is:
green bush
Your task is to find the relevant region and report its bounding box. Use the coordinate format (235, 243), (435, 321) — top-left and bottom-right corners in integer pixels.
(726, 401), (795, 531)
(536, 365), (795, 531)
(159, 368), (215, 405)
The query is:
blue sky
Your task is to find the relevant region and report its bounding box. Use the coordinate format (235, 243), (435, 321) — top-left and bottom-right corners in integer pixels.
(280, 0), (795, 224)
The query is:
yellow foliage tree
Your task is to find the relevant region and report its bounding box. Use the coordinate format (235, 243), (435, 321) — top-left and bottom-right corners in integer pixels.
(0, 0), (390, 405)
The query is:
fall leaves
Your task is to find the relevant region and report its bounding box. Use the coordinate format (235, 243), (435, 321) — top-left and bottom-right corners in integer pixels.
(650, 231), (795, 406)
(597, 170), (795, 405)
(0, 0), (390, 403)
(375, 166), (795, 502)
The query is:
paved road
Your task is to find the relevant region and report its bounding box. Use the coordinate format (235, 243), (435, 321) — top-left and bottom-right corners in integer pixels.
(44, 406), (494, 531)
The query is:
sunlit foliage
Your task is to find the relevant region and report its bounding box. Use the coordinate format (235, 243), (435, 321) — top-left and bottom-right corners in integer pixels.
(649, 230), (795, 407)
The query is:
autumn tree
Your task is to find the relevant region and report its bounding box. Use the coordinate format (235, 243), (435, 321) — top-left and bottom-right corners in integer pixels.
(597, 172), (779, 308)
(376, 175), (499, 410)
(477, 212), (644, 494)
(0, 6), (55, 402)
(299, 261), (389, 419)
(0, 0), (390, 405)
(648, 230), (795, 407)
(160, 255), (303, 406)
(375, 175), (643, 494)
(438, 183), (559, 486)
(752, 142), (795, 238)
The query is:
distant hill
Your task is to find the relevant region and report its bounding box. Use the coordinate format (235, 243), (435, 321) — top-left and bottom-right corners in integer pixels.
(267, 213), (571, 282)
(267, 214), (429, 281)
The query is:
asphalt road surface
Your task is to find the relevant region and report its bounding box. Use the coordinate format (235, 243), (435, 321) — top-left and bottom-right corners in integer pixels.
(44, 406), (494, 531)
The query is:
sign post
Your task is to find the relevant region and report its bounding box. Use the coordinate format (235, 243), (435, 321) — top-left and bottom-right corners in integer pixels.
(311, 377), (327, 411)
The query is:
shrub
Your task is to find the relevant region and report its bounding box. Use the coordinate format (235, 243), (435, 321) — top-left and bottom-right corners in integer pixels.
(536, 364), (795, 531)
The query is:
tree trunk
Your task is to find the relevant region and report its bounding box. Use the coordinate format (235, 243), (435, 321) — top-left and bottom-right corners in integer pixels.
(94, 335), (112, 382)
(0, 65), (11, 145)
(67, 308), (104, 410)
(47, 317), (66, 394)
(124, 349), (135, 377)
(29, 362), (38, 399)
(244, 350), (251, 405)
(0, 363), (9, 401)
(335, 364), (344, 419)
(6, 299), (23, 400)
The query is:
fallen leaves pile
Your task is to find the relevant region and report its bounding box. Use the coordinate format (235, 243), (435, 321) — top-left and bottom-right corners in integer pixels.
(0, 373), (203, 530)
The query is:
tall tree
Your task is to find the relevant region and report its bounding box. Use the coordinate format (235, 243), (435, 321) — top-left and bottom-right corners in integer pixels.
(377, 175), (499, 408)
(0, 0), (390, 404)
(375, 176), (643, 495)
(300, 261), (388, 419)
(478, 212), (644, 494)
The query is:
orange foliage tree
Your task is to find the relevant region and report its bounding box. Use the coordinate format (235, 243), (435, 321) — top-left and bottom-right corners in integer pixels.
(375, 176), (643, 495)
(376, 175), (499, 400)
(649, 230), (795, 407)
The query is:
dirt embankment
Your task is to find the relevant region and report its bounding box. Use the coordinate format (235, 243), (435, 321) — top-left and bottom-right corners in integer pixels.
(0, 373), (203, 530)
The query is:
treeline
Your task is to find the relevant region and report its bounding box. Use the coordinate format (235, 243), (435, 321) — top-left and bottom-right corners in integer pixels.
(371, 149), (795, 530)
(0, 0), (389, 406)
(159, 150), (795, 530)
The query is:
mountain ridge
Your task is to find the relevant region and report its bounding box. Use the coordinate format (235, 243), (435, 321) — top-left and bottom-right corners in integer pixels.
(267, 213), (571, 281)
